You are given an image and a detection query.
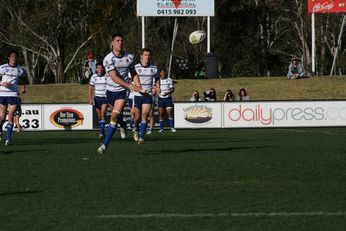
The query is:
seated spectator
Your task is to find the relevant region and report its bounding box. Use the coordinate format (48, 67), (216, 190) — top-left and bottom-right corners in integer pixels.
(202, 88), (216, 101)
(223, 89), (235, 101)
(287, 57), (304, 79)
(237, 88), (250, 101)
(190, 90), (200, 101)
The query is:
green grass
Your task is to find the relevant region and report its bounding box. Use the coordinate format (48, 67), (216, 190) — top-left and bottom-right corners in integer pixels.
(1, 128), (346, 230)
(21, 76), (346, 103)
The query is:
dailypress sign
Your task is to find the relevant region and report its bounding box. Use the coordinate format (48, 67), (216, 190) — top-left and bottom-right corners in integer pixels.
(174, 101), (346, 128)
(224, 101), (346, 127)
(308, 0), (346, 13)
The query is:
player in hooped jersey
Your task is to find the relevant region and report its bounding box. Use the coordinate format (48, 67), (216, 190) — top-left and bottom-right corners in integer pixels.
(97, 33), (142, 155)
(0, 50), (27, 145)
(88, 62), (108, 141)
(133, 48), (159, 144)
(158, 68), (176, 132)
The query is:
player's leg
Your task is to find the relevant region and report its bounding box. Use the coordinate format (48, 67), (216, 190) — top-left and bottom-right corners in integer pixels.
(166, 98), (176, 132)
(0, 103), (7, 141)
(146, 105), (154, 134)
(97, 90), (126, 155)
(128, 98), (135, 131)
(6, 104), (16, 145)
(158, 98), (166, 132)
(132, 96), (142, 142)
(99, 102), (107, 137)
(167, 107), (176, 132)
(138, 102), (152, 144)
(103, 99), (125, 146)
(158, 107), (166, 132)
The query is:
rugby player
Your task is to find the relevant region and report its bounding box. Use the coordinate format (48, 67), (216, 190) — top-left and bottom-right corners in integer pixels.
(88, 62), (108, 141)
(0, 49), (27, 145)
(132, 48), (159, 144)
(97, 33), (142, 155)
(158, 68), (176, 133)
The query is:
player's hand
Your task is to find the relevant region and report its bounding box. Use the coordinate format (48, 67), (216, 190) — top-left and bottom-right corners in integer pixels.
(129, 83), (141, 92)
(156, 87), (161, 94)
(1, 82), (11, 87)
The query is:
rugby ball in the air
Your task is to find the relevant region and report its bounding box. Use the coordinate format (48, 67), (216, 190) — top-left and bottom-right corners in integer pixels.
(189, 30), (206, 44)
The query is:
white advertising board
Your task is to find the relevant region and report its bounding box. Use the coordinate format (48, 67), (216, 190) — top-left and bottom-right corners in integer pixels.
(20, 104), (44, 131)
(137, 0), (215, 17)
(223, 101), (346, 128)
(43, 104), (93, 130)
(174, 103), (222, 128)
(1, 104), (43, 131)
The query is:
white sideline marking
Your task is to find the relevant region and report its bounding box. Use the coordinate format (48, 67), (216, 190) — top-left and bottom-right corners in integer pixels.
(96, 211), (346, 219)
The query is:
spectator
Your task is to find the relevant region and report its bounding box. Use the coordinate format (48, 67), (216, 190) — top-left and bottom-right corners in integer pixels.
(287, 57), (304, 79)
(223, 89), (235, 101)
(81, 52), (97, 84)
(237, 88), (250, 101)
(190, 90), (200, 101)
(202, 88), (216, 101)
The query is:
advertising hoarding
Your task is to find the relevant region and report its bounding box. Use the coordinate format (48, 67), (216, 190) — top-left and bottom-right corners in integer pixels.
(43, 104), (93, 130)
(174, 103), (222, 128)
(137, 0), (215, 17)
(308, 0), (346, 13)
(174, 101), (346, 128)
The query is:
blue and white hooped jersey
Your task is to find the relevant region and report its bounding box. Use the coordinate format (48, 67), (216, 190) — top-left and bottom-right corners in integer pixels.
(134, 63), (158, 96)
(103, 51), (135, 92)
(0, 63), (27, 97)
(158, 77), (174, 99)
(89, 73), (108, 97)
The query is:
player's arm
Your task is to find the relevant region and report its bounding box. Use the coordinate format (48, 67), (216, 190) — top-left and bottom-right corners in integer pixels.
(109, 69), (141, 92)
(19, 69), (28, 93)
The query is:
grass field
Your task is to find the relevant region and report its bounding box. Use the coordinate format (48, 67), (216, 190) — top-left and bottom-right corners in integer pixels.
(1, 128), (346, 230)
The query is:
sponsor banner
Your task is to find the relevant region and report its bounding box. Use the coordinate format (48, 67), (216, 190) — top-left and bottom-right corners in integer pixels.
(1, 104), (43, 131)
(224, 101), (346, 128)
(175, 103), (222, 128)
(308, 0), (346, 13)
(43, 104), (93, 130)
(20, 105), (43, 131)
(137, 0), (214, 17)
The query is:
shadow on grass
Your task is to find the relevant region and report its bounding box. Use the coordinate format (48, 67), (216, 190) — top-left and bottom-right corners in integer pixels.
(0, 190), (42, 197)
(147, 145), (273, 155)
(15, 137), (97, 146)
(1, 149), (49, 155)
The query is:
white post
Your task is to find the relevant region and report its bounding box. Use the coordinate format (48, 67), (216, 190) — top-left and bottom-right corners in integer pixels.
(311, 13), (316, 75)
(207, 16), (211, 53)
(168, 18), (178, 78)
(142, 17), (145, 48)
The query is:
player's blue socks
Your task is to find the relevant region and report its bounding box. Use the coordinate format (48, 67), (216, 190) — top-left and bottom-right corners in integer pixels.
(129, 117), (134, 129)
(99, 120), (106, 135)
(169, 118), (174, 129)
(6, 123), (13, 141)
(159, 120), (164, 130)
(140, 122), (147, 139)
(104, 123), (116, 147)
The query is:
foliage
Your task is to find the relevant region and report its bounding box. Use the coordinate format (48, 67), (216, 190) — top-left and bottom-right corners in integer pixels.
(1, 0), (346, 83)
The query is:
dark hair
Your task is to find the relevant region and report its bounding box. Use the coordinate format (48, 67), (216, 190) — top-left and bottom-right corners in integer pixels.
(239, 88), (247, 96)
(7, 49), (19, 58)
(96, 62), (104, 68)
(111, 33), (123, 40)
(141, 47), (152, 55)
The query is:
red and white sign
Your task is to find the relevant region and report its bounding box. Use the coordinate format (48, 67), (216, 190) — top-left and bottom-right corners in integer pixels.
(308, 0), (346, 13)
